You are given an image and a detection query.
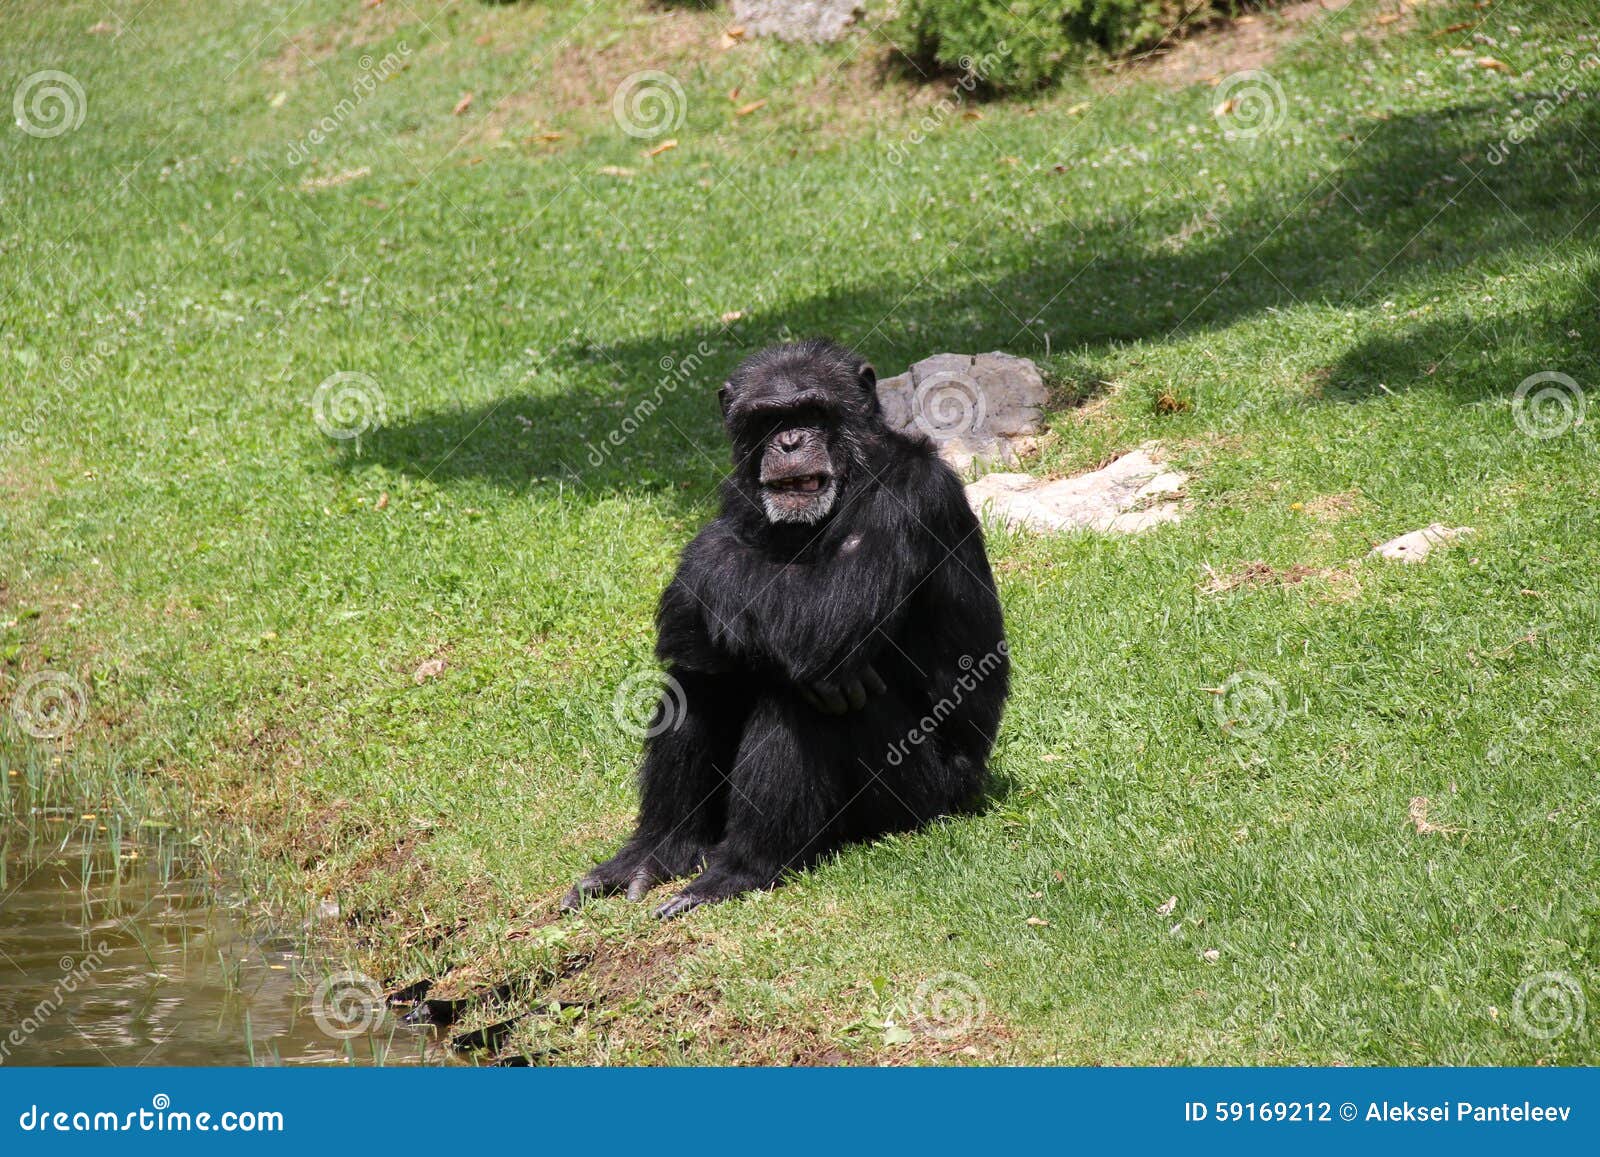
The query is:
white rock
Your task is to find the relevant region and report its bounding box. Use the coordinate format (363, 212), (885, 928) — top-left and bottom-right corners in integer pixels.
(1368, 523), (1474, 563)
(730, 0), (863, 43)
(878, 351), (1048, 471)
(965, 444), (1187, 534)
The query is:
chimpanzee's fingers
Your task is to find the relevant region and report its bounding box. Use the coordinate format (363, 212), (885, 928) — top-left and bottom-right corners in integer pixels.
(862, 665), (888, 696)
(843, 678), (867, 711)
(812, 681), (848, 714)
(800, 688), (825, 713)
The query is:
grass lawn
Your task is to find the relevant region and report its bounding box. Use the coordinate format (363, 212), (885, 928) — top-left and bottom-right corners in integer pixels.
(2, 0), (1598, 1064)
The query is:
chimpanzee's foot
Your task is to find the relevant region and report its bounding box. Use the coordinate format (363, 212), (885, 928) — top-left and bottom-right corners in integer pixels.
(652, 865), (777, 920)
(561, 840), (704, 912)
(651, 892), (706, 920)
(559, 871), (619, 912)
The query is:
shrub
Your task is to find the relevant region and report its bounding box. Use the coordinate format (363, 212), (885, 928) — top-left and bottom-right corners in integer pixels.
(888, 0), (1268, 91)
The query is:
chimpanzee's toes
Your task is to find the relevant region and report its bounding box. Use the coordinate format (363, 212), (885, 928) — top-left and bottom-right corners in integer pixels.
(559, 874), (608, 912)
(652, 891), (706, 921)
(626, 866), (659, 902)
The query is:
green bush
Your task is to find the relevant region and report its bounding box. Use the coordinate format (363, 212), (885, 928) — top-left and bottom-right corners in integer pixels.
(889, 1), (1264, 90)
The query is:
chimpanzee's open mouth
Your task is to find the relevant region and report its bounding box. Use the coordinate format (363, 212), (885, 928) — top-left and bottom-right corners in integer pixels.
(763, 473), (830, 494)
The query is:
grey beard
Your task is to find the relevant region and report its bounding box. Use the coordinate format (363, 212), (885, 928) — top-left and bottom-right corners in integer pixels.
(762, 479), (838, 525)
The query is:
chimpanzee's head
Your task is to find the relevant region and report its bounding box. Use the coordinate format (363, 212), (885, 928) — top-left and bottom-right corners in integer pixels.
(719, 340), (880, 526)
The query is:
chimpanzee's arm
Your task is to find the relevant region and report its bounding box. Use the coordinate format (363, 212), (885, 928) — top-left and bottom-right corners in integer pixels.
(666, 459), (972, 688)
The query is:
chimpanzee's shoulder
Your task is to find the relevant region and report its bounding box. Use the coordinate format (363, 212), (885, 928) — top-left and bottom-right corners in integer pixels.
(876, 429), (965, 500)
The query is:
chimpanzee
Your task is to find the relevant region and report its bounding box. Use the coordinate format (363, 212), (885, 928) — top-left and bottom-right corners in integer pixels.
(562, 339), (1008, 918)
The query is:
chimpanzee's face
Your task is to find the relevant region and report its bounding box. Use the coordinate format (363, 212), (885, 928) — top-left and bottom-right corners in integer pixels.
(733, 393), (841, 525)
(720, 343), (879, 527)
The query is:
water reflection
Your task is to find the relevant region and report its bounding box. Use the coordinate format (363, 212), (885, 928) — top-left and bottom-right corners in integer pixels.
(0, 806), (439, 1066)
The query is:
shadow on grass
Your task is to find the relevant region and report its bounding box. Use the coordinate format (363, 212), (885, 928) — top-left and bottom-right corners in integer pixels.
(344, 98), (1600, 499)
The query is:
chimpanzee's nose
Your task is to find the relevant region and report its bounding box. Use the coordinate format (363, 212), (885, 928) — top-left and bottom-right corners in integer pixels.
(776, 430), (804, 453)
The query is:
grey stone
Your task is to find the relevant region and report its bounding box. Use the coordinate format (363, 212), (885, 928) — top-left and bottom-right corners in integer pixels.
(730, 1), (864, 44)
(964, 444), (1187, 534)
(877, 351), (1048, 471)
(1368, 523), (1474, 563)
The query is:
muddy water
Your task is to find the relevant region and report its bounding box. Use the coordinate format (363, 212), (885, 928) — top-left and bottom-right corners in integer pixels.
(0, 807), (439, 1066)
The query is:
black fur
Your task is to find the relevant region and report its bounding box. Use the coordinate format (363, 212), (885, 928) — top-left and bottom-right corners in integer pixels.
(562, 339), (1009, 918)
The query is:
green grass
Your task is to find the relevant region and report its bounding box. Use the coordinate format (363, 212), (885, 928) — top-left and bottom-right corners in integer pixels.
(3, 0), (1598, 1064)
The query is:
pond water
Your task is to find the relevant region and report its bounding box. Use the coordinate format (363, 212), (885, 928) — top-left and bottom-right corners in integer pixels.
(0, 802), (440, 1066)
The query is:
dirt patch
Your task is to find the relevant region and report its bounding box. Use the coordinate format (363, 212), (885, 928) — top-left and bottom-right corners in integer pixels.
(263, 3), (428, 80)
(1201, 560), (1325, 593)
(299, 166), (370, 191)
(0, 455), (65, 506)
(1407, 795), (1464, 837)
(1122, 0), (1426, 90)
(467, 9), (712, 145)
(1304, 489), (1363, 522)
(1199, 559), (1362, 601)
(464, 7), (987, 148)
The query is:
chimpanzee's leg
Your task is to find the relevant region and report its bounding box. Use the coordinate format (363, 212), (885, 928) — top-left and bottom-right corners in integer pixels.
(562, 669), (751, 910)
(653, 692), (846, 919)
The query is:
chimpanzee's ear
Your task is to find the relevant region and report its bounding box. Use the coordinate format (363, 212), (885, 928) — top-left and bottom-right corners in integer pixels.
(857, 362), (881, 418)
(717, 382), (731, 418)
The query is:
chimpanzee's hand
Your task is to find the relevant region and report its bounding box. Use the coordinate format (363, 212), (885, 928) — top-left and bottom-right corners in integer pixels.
(800, 664), (887, 714)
